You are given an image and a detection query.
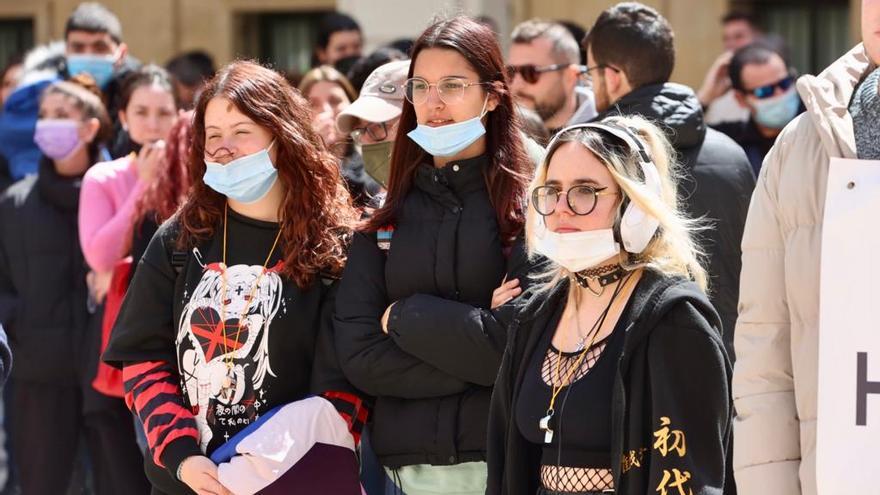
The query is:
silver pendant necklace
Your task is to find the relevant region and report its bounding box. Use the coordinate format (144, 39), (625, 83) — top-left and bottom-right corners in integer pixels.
(539, 282), (618, 444)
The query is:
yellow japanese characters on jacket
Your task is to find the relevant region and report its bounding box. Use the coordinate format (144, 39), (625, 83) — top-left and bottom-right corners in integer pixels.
(653, 416), (692, 495)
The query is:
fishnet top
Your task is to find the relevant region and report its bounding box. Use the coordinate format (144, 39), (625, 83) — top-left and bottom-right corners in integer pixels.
(539, 339), (615, 493)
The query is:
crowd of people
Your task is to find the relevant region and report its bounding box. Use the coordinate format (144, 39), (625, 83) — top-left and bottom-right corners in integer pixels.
(0, 1), (875, 494)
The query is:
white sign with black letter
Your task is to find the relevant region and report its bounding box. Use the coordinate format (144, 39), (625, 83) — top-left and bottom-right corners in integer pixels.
(817, 157), (880, 494)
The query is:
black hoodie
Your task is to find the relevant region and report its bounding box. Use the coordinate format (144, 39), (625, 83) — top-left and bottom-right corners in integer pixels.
(594, 83), (755, 360)
(487, 269), (733, 495)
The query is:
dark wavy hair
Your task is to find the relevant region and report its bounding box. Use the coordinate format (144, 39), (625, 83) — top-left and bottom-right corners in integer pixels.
(177, 61), (358, 288)
(119, 64), (178, 111)
(364, 16), (529, 245)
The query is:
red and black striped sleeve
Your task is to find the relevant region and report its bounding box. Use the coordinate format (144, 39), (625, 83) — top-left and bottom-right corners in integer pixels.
(322, 390), (369, 445)
(123, 360), (201, 476)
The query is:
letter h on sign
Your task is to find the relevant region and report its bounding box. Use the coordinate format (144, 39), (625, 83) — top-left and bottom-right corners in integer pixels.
(856, 352), (880, 426)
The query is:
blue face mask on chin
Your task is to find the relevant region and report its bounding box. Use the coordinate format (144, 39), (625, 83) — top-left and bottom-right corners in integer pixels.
(203, 141), (278, 203)
(407, 97), (489, 157)
(67, 54), (116, 88)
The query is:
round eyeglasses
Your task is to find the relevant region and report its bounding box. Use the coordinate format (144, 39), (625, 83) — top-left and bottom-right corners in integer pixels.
(531, 185), (619, 216)
(350, 121), (391, 144)
(403, 77), (488, 105)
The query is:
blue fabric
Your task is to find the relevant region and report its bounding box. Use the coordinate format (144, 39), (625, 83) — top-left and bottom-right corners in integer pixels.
(0, 77), (60, 181)
(361, 427), (387, 495)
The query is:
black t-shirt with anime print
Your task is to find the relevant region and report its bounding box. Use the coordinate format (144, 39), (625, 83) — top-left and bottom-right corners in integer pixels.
(106, 207), (346, 458)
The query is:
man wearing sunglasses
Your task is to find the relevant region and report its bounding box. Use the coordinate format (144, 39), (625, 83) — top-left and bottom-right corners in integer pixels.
(336, 60), (409, 191)
(713, 42), (803, 175)
(507, 20), (596, 134)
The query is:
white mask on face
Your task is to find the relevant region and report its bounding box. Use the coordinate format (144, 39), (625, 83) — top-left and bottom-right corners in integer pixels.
(541, 121), (662, 255)
(533, 223), (621, 272)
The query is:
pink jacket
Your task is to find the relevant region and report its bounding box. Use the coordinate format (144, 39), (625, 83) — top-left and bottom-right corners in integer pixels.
(78, 155), (147, 273)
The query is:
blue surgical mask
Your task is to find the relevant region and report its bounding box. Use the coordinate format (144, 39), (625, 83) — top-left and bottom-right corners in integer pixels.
(203, 141), (278, 203)
(753, 88), (800, 129)
(407, 97), (489, 157)
(67, 54), (116, 88)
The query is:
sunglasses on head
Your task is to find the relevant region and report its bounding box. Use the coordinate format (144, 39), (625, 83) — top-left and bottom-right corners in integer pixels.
(748, 76), (795, 99)
(505, 63), (568, 84)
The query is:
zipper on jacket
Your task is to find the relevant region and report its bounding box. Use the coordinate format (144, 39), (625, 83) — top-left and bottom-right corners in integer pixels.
(611, 320), (636, 487)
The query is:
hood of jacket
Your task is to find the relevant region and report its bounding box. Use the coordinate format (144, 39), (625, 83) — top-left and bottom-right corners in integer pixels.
(0, 42), (66, 181)
(595, 82), (706, 151)
(517, 268), (723, 359)
(795, 43), (875, 160)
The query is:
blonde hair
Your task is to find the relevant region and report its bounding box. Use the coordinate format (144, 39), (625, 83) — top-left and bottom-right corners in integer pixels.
(525, 115), (708, 294)
(297, 65), (357, 102)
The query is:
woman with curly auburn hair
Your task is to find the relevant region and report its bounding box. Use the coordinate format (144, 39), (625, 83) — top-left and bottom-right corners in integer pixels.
(104, 60), (365, 495)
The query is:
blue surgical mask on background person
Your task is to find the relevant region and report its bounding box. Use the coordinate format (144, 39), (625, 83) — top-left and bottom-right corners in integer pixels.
(753, 88), (800, 129)
(203, 141), (278, 203)
(407, 97), (489, 157)
(67, 54), (116, 88)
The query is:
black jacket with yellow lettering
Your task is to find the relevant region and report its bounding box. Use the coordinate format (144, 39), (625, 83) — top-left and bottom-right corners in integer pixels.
(487, 268), (734, 495)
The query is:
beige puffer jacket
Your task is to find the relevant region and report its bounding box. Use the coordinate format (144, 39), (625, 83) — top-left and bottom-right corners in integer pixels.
(733, 44), (874, 495)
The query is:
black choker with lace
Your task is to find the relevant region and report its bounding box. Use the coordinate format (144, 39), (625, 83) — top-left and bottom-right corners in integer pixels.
(572, 263), (626, 290)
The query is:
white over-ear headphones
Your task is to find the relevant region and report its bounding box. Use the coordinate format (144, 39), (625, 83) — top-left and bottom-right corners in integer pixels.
(543, 120), (662, 254)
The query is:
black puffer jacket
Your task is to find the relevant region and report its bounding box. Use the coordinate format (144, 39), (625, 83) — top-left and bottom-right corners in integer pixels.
(334, 154), (528, 468)
(0, 158), (91, 384)
(595, 83), (755, 359)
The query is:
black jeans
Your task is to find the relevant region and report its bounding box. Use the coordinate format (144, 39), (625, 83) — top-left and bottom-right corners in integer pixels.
(10, 379), (150, 495)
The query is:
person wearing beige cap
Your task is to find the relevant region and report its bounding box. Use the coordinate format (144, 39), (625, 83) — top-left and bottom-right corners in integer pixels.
(336, 59), (409, 188)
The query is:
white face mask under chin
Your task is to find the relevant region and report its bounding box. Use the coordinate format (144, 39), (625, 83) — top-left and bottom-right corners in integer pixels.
(533, 224), (621, 273)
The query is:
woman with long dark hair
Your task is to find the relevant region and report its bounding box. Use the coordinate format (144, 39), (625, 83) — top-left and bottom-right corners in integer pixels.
(104, 61), (365, 495)
(334, 16), (531, 494)
(129, 110), (193, 267)
(79, 64), (178, 305)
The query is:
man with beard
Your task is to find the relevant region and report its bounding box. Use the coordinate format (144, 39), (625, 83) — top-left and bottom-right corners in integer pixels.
(508, 20), (596, 135)
(584, 2), (755, 361)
